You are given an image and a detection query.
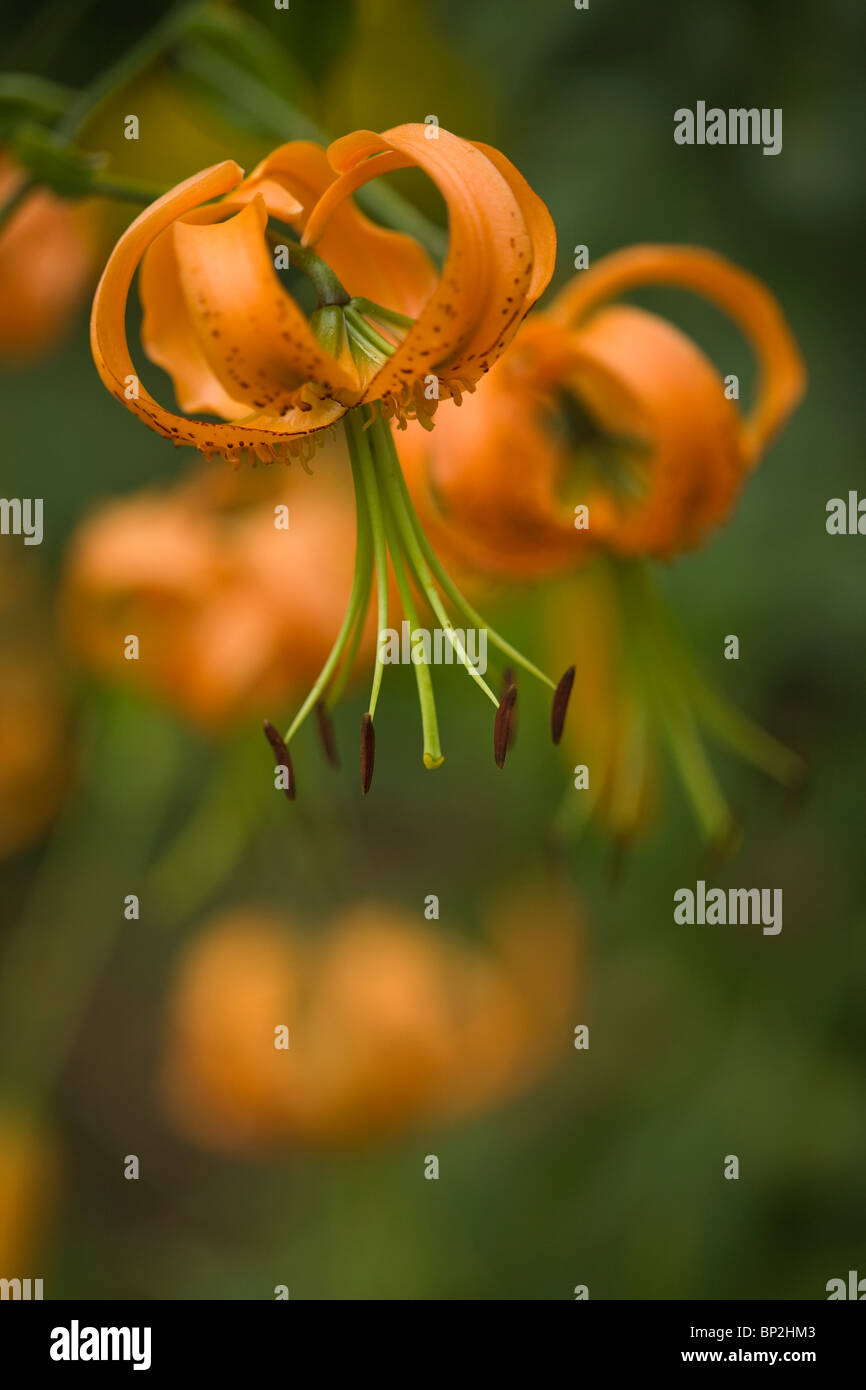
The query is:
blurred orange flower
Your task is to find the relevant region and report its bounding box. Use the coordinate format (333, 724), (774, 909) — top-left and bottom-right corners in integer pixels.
(0, 155), (99, 361)
(400, 245), (805, 575)
(0, 552), (71, 856)
(400, 245), (806, 844)
(0, 1114), (54, 1277)
(62, 456), (372, 729)
(91, 125), (554, 462)
(163, 887), (579, 1149)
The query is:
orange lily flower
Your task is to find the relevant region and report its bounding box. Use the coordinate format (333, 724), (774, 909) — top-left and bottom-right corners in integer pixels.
(399, 245), (807, 846)
(400, 244), (805, 574)
(90, 125), (567, 790)
(91, 126), (554, 460)
(163, 885), (578, 1150)
(0, 154), (98, 361)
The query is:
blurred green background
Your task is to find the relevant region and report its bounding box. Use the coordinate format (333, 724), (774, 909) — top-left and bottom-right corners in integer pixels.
(0, 0), (864, 1299)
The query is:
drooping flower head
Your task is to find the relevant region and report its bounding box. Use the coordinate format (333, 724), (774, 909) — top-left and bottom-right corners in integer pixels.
(399, 245), (807, 847)
(400, 244), (806, 575)
(91, 125), (554, 459)
(90, 126), (569, 790)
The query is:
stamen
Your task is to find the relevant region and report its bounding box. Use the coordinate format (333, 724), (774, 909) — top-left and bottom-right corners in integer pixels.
(263, 719), (295, 801)
(379, 419), (556, 691)
(280, 425), (373, 747)
(370, 415), (500, 709)
(551, 666), (576, 744)
(315, 701), (340, 768)
(346, 409), (389, 719)
(360, 712), (376, 794)
(657, 697), (735, 847)
(494, 684), (517, 768)
(502, 667), (518, 749)
(379, 482), (444, 769)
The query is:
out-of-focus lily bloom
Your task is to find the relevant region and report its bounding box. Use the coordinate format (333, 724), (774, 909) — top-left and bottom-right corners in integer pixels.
(163, 887), (578, 1149)
(0, 1114), (54, 1275)
(63, 460), (370, 729)
(548, 557), (807, 851)
(400, 246), (807, 847)
(0, 553), (71, 856)
(90, 125), (564, 789)
(400, 245), (805, 574)
(0, 155), (97, 361)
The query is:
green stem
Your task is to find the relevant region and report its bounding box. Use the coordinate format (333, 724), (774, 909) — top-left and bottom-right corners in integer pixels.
(686, 670), (805, 787)
(282, 422), (373, 743)
(615, 560), (736, 844)
(631, 562), (804, 787)
(325, 441), (374, 707)
(350, 298), (415, 330)
(657, 696), (737, 846)
(347, 409), (390, 718)
(286, 240), (350, 306)
(87, 173), (170, 204)
(345, 305), (400, 357)
(325, 581), (370, 709)
(370, 415), (499, 709)
(380, 419), (556, 691)
(379, 485), (444, 769)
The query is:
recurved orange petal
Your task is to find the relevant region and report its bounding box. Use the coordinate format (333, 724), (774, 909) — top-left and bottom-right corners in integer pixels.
(91, 162), (347, 464)
(550, 244), (806, 466)
(233, 141), (436, 319)
(303, 124), (555, 414)
(400, 297), (749, 569)
(564, 303), (744, 555)
(169, 196), (360, 409)
(140, 204), (252, 419)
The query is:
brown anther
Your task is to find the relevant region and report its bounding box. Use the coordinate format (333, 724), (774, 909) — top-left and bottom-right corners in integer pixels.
(315, 700), (340, 768)
(360, 712), (375, 794)
(551, 666), (576, 745)
(501, 667), (518, 748)
(494, 684), (517, 768)
(263, 719), (295, 801)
